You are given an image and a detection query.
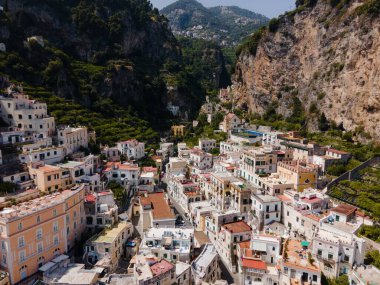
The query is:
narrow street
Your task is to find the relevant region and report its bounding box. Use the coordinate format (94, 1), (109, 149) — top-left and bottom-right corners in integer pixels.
(219, 260), (240, 285)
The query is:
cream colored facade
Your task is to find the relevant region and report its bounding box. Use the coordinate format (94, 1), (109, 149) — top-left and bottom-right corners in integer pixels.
(0, 184), (86, 284)
(58, 126), (88, 155)
(84, 222), (133, 272)
(0, 92), (55, 140)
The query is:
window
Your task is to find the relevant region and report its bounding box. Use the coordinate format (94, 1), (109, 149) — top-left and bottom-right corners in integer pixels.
(328, 253), (333, 260)
(37, 242), (43, 253)
(18, 222), (23, 231)
(53, 222), (58, 233)
(36, 229), (42, 240)
(53, 209), (57, 216)
(19, 250), (26, 262)
(54, 236), (59, 245)
(18, 236), (25, 248)
(105, 248), (109, 253)
(317, 249), (322, 256)
(2, 254), (6, 265)
(37, 215), (41, 223)
(47, 175), (51, 181)
(313, 275), (318, 282)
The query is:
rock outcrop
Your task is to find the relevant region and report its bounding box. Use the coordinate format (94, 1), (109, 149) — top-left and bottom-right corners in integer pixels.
(233, 0), (380, 140)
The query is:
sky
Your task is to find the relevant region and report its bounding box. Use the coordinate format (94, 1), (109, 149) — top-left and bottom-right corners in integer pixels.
(149, 0), (295, 18)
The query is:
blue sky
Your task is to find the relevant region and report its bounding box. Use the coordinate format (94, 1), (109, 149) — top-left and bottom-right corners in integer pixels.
(150, 0), (295, 18)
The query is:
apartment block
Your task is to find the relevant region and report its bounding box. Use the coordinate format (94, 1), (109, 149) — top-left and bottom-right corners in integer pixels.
(198, 139), (216, 152)
(103, 161), (139, 194)
(277, 161), (318, 192)
(0, 92), (55, 139)
(209, 172), (241, 211)
(215, 220), (252, 272)
(116, 139), (145, 160)
(84, 191), (118, 232)
(139, 193), (176, 230)
(29, 164), (69, 192)
(0, 184), (86, 284)
(84, 221), (133, 272)
(312, 204), (366, 278)
(280, 239), (321, 285)
(57, 126), (88, 155)
(237, 234), (281, 285)
(251, 193), (281, 230)
(192, 243), (220, 285)
(140, 228), (194, 263)
(240, 148), (278, 184)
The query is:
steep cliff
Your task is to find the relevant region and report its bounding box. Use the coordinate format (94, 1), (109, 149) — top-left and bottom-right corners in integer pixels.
(0, 0), (203, 130)
(233, 0), (380, 140)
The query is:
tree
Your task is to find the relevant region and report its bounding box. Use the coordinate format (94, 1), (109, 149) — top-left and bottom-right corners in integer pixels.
(319, 112), (330, 131)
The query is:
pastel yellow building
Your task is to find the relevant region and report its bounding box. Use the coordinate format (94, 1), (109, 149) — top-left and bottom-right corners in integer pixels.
(277, 161), (317, 192)
(0, 184), (86, 284)
(171, 125), (185, 137)
(29, 165), (71, 192)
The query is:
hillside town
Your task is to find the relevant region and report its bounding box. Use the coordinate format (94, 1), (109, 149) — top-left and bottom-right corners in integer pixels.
(0, 85), (379, 285)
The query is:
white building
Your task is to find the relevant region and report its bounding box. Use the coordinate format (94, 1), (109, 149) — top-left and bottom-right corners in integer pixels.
(84, 191), (119, 231)
(189, 149), (213, 174)
(312, 204), (366, 278)
(178, 142), (191, 159)
(157, 142), (174, 163)
(215, 220), (252, 272)
(0, 92), (55, 139)
(19, 146), (65, 165)
(251, 193), (281, 230)
(237, 234), (281, 285)
(116, 139), (145, 160)
(281, 189), (331, 239)
(198, 139), (216, 152)
(57, 126), (88, 155)
(140, 228), (194, 263)
(58, 155), (100, 191)
(166, 157), (187, 177)
(103, 161), (139, 194)
(191, 244), (220, 285)
(240, 147), (278, 185)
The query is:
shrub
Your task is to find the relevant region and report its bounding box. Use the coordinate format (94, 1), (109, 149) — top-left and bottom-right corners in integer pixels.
(268, 18), (280, 33)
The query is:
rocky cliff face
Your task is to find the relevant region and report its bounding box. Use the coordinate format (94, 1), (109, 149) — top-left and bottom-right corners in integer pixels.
(233, 0), (380, 140)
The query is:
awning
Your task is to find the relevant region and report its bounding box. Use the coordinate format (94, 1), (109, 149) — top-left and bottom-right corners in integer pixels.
(39, 262), (56, 272)
(301, 241), (310, 247)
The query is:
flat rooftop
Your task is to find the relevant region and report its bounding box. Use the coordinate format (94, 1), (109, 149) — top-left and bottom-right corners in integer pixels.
(283, 239), (319, 272)
(144, 227), (194, 240)
(90, 222), (132, 244)
(0, 185), (84, 222)
(253, 193), (281, 203)
(353, 265), (380, 285)
(45, 263), (100, 284)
